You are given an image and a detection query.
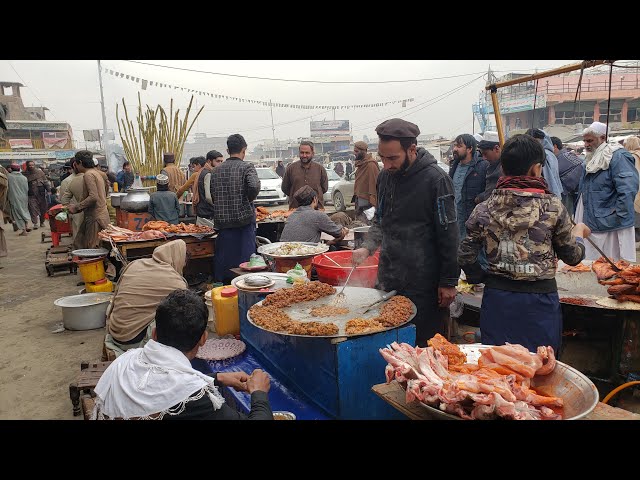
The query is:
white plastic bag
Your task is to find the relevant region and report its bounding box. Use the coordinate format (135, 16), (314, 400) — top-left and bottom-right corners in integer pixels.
(364, 206), (376, 221)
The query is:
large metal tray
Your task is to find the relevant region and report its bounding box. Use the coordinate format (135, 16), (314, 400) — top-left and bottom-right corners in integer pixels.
(417, 344), (599, 420)
(71, 248), (109, 258)
(257, 241), (329, 259)
(246, 286), (416, 338)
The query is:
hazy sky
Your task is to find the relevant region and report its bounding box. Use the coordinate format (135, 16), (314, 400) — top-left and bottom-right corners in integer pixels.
(1, 60), (577, 149)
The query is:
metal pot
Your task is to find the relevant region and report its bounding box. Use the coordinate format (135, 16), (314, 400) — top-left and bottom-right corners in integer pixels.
(54, 293), (112, 330)
(110, 193), (127, 208)
(352, 226), (370, 249)
(120, 188), (151, 213)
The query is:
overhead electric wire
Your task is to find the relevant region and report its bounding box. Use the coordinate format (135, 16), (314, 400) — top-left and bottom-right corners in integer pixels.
(351, 74), (485, 133)
(122, 60), (487, 84)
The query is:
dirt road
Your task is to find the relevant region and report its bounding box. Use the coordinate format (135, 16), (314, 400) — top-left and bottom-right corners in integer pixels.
(0, 224), (104, 419)
(0, 202), (350, 419)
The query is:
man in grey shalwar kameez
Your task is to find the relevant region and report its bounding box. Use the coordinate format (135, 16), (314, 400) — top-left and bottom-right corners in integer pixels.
(6, 164), (32, 236)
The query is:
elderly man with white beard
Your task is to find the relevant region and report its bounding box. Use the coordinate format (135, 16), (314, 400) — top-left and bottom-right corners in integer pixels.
(574, 121), (639, 261)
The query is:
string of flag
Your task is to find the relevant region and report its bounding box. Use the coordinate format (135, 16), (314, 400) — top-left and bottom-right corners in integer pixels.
(102, 66), (416, 111)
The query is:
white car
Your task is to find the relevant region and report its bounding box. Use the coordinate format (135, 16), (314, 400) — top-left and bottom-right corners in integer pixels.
(255, 168), (287, 205)
(324, 169), (342, 205)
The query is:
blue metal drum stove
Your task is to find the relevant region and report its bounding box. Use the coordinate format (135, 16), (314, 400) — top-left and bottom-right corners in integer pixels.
(195, 273), (416, 420)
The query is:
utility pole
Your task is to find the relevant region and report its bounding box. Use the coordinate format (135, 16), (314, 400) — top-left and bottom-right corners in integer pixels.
(97, 60), (110, 164)
(269, 99), (277, 159)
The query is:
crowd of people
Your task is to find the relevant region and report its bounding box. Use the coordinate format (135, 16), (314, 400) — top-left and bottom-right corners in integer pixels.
(351, 119), (640, 356)
(3, 115), (640, 419)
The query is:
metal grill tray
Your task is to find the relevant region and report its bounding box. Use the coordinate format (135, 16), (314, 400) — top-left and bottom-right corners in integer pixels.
(71, 248), (109, 258)
(247, 286), (416, 338)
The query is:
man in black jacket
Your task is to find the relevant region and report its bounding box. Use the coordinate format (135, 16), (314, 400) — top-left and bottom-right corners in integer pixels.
(353, 118), (460, 346)
(551, 136), (584, 215)
(211, 134), (261, 283)
(93, 289), (273, 420)
(449, 133), (488, 239)
(475, 131), (503, 204)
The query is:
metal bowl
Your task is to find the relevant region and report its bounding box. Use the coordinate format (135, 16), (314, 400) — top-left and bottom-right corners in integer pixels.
(273, 411), (296, 420)
(109, 193), (127, 207)
(54, 292), (112, 331)
(417, 344), (599, 420)
(257, 242), (329, 259)
(244, 275), (273, 287)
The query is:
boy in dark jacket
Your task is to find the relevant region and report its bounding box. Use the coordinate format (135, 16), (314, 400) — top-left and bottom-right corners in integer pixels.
(458, 134), (590, 354)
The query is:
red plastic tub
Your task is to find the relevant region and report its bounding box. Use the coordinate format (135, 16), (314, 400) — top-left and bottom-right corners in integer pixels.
(312, 250), (380, 288)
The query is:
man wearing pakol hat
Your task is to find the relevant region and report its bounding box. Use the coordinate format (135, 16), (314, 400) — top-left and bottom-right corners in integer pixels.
(280, 185), (347, 243)
(475, 131), (504, 204)
(60, 160), (73, 184)
(149, 174), (180, 225)
(160, 152), (186, 194)
(352, 118), (460, 346)
(352, 140), (380, 224)
(574, 121), (639, 261)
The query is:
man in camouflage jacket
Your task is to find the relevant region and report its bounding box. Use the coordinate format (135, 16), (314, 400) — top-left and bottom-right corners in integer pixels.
(458, 134), (589, 354)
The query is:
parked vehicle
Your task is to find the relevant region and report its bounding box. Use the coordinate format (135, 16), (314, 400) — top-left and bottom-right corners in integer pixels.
(255, 167), (287, 205)
(323, 169), (342, 205)
(331, 171), (355, 212)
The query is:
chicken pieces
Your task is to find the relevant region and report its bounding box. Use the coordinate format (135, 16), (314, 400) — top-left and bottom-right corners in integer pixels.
(593, 257), (640, 303)
(380, 337), (563, 420)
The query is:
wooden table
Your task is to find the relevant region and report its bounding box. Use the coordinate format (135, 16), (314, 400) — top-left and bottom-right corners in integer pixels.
(372, 380), (640, 420)
(102, 235), (216, 282)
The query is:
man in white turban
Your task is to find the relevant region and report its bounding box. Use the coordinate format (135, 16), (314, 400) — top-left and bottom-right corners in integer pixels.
(574, 122), (639, 261)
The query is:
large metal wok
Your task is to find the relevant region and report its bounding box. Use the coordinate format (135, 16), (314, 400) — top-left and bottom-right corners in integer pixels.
(417, 344), (599, 420)
(246, 286), (416, 338)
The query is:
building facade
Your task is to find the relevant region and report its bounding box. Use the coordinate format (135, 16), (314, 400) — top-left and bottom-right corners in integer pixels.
(473, 70), (640, 137)
(0, 81), (74, 168)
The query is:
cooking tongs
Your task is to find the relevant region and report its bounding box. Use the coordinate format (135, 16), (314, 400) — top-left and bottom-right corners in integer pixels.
(360, 290), (397, 314)
(570, 218), (621, 272)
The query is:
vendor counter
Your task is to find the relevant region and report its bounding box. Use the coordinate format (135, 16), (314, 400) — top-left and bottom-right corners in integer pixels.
(372, 380), (640, 420)
(455, 275), (640, 394)
(101, 234), (216, 283)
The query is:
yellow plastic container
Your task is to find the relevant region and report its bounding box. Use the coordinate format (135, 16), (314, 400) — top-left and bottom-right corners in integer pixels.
(77, 258), (106, 283)
(212, 285), (239, 337)
(86, 278), (114, 293)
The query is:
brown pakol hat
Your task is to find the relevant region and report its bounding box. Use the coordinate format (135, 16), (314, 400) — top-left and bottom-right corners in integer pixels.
(375, 118), (420, 138)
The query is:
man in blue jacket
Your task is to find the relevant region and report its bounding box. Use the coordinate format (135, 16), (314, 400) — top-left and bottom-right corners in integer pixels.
(525, 128), (563, 198)
(575, 121), (639, 262)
